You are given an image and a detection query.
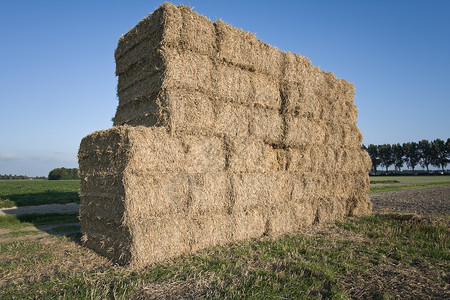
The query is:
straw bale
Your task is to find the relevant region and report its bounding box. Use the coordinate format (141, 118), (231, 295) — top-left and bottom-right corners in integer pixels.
(80, 126), (227, 175)
(280, 81), (322, 118)
(212, 100), (250, 138)
(214, 20), (284, 77)
(252, 71), (282, 109)
(79, 175), (124, 202)
(321, 100), (358, 125)
(324, 124), (363, 147)
(286, 146), (370, 174)
(117, 51), (164, 91)
(177, 5), (217, 56)
(226, 137), (282, 173)
(116, 90), (251, 138)
(115, 3), (216, 63)
(123, 172), (228, 218)
(164, 90), (216, 135)
(322, 72), (355, 104)
(178, 135), (226, 173)
(81, 217), (132, 264)
(212, 62), (253, 106)
(212, 62), (281, 109)
(78, 128), (131, 176)
(188, 212), (233, 253)
(230, 173), (292, 211)
(127, 214), (190, 266)
(248, 106), (284, 145)
(257, 43), (284, 78)
(79, 194), (126, 223)
(281, 52), (313, 83)
(283, 116), (325, 148)
(214, 20), (259, 71)
(115, 38), (162, 76)
(113, 97), (160, 127)
(80, 3), (373, 267)
(290, 200), (316, 227)
(161, 47), (214, 94)
(116, 73), (163, 108)
(266, 202), (307, 236)
(116, 48), (213, 111)
(231, 208), (266, 240)
(114, 4), (171, 60)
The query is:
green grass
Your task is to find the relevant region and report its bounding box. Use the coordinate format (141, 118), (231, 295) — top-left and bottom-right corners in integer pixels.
(370, 175), (450, 193)
(370, 179), (400, 184)
(371, 175), (450, 184)
(0, 215), (448, 299)
(0, 180), (79, 207)
(0, 230), (42, 238)
(0, 213), (79, 230)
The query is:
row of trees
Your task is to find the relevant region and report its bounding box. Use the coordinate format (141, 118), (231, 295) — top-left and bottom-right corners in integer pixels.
(0, 174), (47, 180)
(48, 168), (79, 180)
(363, 138), (449, 173)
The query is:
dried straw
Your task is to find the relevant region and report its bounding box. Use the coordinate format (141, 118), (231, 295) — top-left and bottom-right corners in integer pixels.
(79, 2), (372, 267)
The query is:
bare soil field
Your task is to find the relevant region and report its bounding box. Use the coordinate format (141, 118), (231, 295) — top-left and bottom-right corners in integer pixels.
(371, 185), (450, 216)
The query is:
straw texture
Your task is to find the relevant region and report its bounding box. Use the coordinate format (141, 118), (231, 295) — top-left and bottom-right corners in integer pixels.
(79, 3), (371, 267)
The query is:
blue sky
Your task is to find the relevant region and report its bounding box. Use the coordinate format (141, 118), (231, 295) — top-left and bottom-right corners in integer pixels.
(1, 0), (449, 176)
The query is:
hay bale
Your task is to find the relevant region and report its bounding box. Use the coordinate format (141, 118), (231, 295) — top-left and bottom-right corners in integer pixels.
(162, 48), (214, 94)
(225, 136), (282, 173)
(248, 106), (284, 145)
(80, 217), (132, 264)
(230, 172), (292, 211)
(178, 5), (217, 56)
(115, 74), (163, 109)
(80, 3), (372, 267)
(283, 116), (326, 148)
(212, 61), (281, 109)
(214, 20), (284, 77)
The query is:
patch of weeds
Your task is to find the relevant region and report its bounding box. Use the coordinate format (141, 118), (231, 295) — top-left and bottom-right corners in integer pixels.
(0, 198), (16, 208)
(370, 181), (450, 193)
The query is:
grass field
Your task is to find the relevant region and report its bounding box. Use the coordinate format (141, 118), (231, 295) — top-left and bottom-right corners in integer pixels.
(370, 175), (450, 193)
(0, 180), (79, 208)
(0, 214), (448, 299)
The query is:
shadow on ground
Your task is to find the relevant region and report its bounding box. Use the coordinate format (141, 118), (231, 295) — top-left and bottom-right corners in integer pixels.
(3, 191), (79, 207)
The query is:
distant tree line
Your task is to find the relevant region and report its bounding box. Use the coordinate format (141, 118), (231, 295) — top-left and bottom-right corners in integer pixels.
(363, 138), (449, 173)
(0, 174), (47, 180)
(48, 168), (79, 180)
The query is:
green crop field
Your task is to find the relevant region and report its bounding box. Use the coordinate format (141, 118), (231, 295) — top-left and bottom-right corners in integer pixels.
(0, 180), (80, 208)
(370, 175), (450, 193)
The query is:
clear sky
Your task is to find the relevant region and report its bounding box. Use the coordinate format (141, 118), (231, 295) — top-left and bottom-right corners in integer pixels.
(1, 0), (449, 177)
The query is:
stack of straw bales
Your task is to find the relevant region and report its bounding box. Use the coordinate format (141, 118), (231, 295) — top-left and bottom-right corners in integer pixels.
(79, 3), (371, 266)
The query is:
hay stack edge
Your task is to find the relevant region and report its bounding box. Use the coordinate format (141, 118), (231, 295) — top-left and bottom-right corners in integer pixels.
(78, 3), (372, 266)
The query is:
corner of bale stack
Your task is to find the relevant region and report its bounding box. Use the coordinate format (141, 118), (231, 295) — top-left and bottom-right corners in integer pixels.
(80, 2), (372, 267)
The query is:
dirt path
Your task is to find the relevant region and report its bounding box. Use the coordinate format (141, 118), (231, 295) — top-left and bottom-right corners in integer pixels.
(0, 203), (79, 216)
(370, 185), (450, 215)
